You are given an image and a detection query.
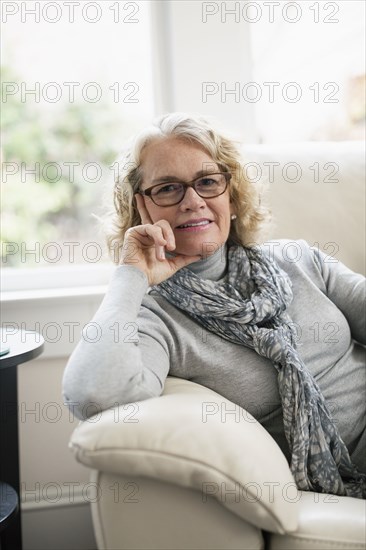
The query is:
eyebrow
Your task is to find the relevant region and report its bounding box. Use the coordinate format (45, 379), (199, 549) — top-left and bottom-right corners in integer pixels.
(151, 169), (218, 185)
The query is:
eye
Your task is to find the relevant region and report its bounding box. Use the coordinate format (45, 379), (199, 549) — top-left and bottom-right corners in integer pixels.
(154, 183), (181, 195)
(197, 176), (218, 187)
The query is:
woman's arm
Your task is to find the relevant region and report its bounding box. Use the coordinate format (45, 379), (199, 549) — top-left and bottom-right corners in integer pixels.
(310, 245), (366, 345)
(62, 265), (171, 420)
(63, 193), (202, 421)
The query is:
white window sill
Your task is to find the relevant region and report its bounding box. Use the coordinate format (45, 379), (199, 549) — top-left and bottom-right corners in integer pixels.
(1, 285), (108, 305)
(0, 267), (115, 362)
(1, 263), (115, 293)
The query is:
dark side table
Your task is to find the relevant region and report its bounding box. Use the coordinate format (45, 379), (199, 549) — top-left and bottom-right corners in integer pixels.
(0, 329), (44, 550)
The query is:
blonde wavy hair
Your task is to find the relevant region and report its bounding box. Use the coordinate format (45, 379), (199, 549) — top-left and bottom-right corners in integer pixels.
(104, 112), (270, 263)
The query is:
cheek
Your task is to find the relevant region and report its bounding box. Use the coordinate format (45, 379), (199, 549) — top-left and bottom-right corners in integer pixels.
(141, 198), (159, 222)
(217, 198), (232, 222)
(145, 202), (176, 224)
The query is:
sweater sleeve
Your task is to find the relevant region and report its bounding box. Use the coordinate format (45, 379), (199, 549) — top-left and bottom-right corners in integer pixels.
(62, 265), (171, 420)
(310, 243), (366, 345)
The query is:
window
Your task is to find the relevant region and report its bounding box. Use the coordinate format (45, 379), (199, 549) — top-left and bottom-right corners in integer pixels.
(1, 1), (154, 276)
(249, 0), (365, 142)
(2, 0), (364, 290)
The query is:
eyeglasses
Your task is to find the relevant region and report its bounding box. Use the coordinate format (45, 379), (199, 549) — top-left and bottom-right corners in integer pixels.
(138, 172), (231, 207)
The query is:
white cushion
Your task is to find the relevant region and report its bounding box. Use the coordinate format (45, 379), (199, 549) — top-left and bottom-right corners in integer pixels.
(69, 377), (298, 534)
(269, 491), (366, 549)
(242, 141), (365, 275)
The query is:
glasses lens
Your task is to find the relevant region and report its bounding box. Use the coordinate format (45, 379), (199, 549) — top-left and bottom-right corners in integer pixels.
(195, 174), (227, 197)
(151, 182), (184, 206)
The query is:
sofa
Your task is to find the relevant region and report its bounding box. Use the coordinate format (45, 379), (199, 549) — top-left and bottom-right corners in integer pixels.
(68, 141), (365, 549)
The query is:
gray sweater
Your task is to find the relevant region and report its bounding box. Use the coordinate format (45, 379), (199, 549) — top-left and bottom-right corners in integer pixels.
(62, 239), (366, 472)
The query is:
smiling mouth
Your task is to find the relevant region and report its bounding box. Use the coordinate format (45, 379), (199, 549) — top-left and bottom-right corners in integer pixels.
(176, 220), (212, 229)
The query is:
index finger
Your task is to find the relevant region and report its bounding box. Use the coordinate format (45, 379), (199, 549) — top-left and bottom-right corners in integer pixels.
(134, 193), (154, 225)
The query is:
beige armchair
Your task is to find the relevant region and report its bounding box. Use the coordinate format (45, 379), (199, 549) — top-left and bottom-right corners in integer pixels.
(68, 141), (365, 549)
(69, 377), (365, 549)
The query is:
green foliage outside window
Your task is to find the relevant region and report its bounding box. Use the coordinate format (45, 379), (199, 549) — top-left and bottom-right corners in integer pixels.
(1, 66), (134, 268)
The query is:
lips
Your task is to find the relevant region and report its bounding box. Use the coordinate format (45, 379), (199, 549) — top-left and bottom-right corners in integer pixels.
(176, 219), (212, 229)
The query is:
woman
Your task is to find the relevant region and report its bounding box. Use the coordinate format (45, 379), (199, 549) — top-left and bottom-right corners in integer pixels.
(62, 113), (365, 499)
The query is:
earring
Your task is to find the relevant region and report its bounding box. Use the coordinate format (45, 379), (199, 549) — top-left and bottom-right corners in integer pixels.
(231, 214), (237, 220)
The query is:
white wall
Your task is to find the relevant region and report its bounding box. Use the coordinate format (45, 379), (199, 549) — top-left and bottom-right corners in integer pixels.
(2, 288), (107, 549)
(18, 332), (103, 549)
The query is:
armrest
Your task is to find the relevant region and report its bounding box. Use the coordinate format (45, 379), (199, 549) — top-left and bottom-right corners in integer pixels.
(69, 376), (299, 534)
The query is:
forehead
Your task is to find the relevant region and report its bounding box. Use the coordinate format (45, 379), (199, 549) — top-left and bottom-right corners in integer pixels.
(140, 137), (217, 183)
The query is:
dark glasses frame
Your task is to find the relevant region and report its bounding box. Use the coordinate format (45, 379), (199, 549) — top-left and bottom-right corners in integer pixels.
(137, 172), (232, 207)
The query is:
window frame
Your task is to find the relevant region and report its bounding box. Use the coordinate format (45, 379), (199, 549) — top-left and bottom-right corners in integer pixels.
(1, 2), (166, 295)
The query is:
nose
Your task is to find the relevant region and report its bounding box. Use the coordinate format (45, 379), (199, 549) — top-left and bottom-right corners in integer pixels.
(178, 185), (206, 210)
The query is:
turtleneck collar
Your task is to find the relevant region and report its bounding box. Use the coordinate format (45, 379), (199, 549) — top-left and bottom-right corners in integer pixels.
(166, 242), (228, 282)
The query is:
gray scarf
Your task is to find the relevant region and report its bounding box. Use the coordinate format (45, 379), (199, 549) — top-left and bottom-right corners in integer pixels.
(152, 243), (365, 499)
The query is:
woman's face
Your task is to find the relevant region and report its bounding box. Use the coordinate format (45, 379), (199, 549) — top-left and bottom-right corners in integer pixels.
(138, 137), (234, 257)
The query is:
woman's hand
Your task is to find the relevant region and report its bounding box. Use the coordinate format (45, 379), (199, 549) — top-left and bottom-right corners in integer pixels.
(118, 194), (201, 286)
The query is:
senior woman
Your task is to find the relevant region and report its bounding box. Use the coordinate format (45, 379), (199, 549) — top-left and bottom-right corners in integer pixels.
(62, 113), (365, 499)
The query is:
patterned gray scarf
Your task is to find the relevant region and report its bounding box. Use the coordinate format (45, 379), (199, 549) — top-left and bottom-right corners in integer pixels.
(152, 243), (366, 499)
